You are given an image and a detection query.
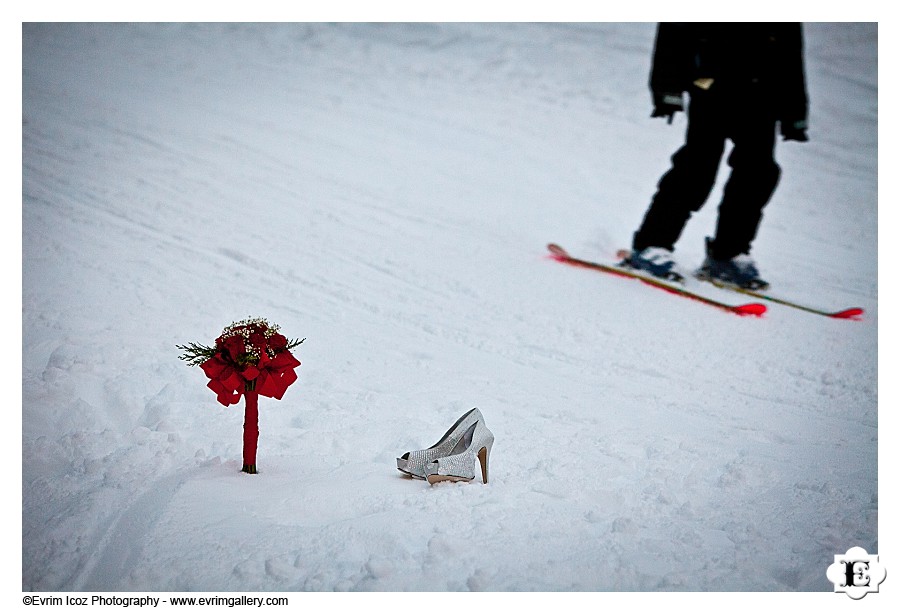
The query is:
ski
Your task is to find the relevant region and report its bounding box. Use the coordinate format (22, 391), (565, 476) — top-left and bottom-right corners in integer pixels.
(696, 279), (864, 320)
(547, 243), (767, 317)
(612, 247), (864, 320)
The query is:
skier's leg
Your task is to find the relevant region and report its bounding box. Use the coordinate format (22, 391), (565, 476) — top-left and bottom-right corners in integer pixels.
(632, 91), (726, 252)
(709, 120), (780, 260)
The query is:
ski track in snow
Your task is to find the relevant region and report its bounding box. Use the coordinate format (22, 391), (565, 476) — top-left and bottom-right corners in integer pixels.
(22, 23), (877, 592)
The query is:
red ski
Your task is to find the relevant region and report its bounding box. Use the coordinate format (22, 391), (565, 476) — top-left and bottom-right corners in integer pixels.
(613, 247), (863, 320)
(547, 243), (767, 317)
(697, 279), (864, 320)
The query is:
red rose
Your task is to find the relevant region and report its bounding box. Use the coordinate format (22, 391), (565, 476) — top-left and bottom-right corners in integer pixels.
(249, 331), (267, 350)
(221, 335), (246, 362)
(268, 333), (288, 350)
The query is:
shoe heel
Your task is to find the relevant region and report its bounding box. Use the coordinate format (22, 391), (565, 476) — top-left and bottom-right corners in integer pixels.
(477, 446), (489, 483)
(425, 421), (494, 485)
(477, 432), (494, 484)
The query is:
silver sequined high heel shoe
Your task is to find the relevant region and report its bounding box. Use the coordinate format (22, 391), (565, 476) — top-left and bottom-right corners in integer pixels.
(397, 408), (483, 479)
(425, 419), (494, 485)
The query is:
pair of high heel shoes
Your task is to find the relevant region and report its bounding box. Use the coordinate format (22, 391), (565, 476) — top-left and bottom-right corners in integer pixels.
(396, 408), (494, 485)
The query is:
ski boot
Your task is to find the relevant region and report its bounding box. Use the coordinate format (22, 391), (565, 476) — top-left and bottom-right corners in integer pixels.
(622, 246), (685, 283)
(695, 238), (769, 290)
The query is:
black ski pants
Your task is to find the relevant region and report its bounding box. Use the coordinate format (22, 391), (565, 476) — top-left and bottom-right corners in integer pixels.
(632, 84), (781, 260)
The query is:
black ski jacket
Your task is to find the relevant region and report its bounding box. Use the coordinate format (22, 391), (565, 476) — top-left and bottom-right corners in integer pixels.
(650, 23), (809, 132)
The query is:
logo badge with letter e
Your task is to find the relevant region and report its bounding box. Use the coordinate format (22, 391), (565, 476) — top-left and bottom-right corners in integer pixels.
(826, 546), (886, 599)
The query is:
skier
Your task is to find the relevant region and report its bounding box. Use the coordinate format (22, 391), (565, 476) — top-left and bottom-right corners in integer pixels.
(624, 23), (809, 289)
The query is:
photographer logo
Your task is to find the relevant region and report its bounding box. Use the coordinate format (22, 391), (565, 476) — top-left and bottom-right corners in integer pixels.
(826, 546), (886, 599)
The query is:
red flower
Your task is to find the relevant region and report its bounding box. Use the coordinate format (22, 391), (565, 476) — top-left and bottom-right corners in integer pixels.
(221, 335), (246, 362)
(268, 333), (288, 350)
(248, 331), (267, 350)
(256, 350), (301, 400)
(183, 318), (303, 407)
(200, 355), (246, 406)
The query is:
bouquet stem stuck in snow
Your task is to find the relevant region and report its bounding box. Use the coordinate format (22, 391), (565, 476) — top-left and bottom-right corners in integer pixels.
(178, 317), (304, 474)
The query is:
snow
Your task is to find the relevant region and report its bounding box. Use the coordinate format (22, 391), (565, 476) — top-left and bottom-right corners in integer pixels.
(20, 21), (881, 599)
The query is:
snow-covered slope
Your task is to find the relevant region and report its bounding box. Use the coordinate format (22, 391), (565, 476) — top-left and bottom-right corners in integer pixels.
(22, 23), (877, 592)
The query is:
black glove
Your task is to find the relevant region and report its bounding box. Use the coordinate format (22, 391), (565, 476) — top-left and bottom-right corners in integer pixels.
(781, 120), (809, 142)
(651, 92), (684, 124)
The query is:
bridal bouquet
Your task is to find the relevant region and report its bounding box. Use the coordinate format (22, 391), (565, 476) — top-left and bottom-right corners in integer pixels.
(178, 317), (304, 473)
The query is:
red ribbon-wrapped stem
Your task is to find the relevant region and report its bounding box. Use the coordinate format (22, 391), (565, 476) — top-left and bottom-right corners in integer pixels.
(242, 387), (259, 474)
